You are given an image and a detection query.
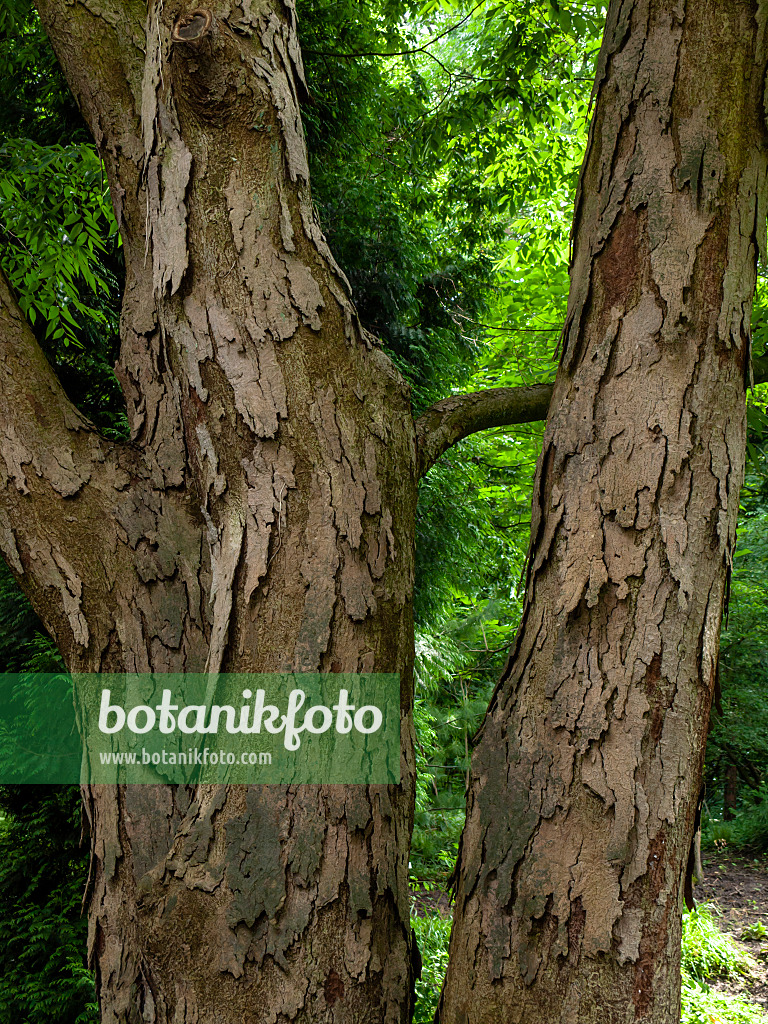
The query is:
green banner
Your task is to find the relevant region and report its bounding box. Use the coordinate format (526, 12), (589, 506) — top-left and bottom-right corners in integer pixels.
(0, 673), (401, 784)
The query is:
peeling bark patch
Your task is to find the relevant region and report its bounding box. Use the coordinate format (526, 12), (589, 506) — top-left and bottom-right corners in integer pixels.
(0, 410), (91, 497)
(599, 207), (640, 312)
(294, 470), (339, 671)
(252, 12), (310, 185)
(28, 536), (90, 646)
(566, 896), (585, 966)
(0, 423), (32, 493)
(223, 171), (325, 343)
(0, 511), (23, 573)
(225, 792), (286, 929)
(340, 546), (377, 621)
(142, 4), (193, 295)
(324, 969), (345, 1006)
(146, 127), (193, 295)
(208, 301), (287, 436)
(38, 445), (93, 497)
(205, 513), (246, 675)
(241, 442), (296, 602)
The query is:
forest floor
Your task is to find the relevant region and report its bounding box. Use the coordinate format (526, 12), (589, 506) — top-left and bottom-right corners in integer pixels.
(695, 849), (768, 1012)
(411, 884), (452, 919)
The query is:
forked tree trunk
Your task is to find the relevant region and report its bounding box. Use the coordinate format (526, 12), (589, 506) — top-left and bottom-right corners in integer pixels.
(6, 1), (420, 1019)
(4, 0), (768, 1021)
(0, 0), (552, 1012)
(438, 2), (768, 1022)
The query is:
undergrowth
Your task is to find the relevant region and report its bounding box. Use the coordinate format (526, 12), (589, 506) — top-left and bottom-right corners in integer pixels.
(410, 903), (765, 1024)
(703, 790), (768, 855)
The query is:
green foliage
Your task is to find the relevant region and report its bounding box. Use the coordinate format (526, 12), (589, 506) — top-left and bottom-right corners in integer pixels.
(703, 786), (768, 854)
(679, 906), (763, 1024)
(704, 382), (768, 822)
(0, 1), (126, 440)
(0, 573), (91, 1021)
(410, 430), (535, 878)
(402, 29), (586, 853)
(681, 905), (753, 982)
(300, 0), (490, 412)
(0, 786), (96, 1024)
(301, 0), (600, 412)
(681, 977), (767, 1024)
(0, 561), (63, 675)
(0, 139), (118, 347)
(412, 912), (452, 1024)
(729, 791), (768, 853)
(741, 920), (768, 942)
(412, 905), (766, 1024)
(0, 0), (86, 146)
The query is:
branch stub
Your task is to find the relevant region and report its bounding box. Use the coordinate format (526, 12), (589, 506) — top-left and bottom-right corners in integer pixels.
(171, 9), (213, 43)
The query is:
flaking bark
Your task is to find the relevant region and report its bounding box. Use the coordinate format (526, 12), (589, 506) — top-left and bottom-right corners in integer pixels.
(4, 0), (768, 1021)
(438, 2), (768, 1022)
(10, 1), (420, 1019)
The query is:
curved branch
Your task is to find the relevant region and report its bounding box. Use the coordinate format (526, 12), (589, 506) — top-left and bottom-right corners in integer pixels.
(35, 0), (145, 146)
(416, 355), (768, 479)
(0, 268), (135, 661)
(415, 383), (553, 477)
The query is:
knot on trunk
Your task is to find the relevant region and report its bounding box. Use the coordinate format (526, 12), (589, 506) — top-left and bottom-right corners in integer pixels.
(171, 9), (213, 44)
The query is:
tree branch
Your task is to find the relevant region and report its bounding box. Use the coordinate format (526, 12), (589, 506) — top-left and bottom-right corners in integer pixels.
(415, 383), (553, 477)
(35, 0), (144, 124)
(0, 267), (134, 661)
(416, 356), (768, 478)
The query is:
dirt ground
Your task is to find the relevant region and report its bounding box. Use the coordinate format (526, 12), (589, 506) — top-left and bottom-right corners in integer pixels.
(411, 883), (452, 919)
(697, 850), (768, 1012)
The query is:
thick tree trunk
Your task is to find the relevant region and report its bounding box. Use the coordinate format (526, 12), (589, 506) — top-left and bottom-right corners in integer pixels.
(4, 1), (421, 1020)
(438, 2), (768, 1022)
(6, 0), (768, 1021)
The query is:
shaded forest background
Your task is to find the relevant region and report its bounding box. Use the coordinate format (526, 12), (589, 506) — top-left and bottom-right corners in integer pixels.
(1, 0), (768, 1020)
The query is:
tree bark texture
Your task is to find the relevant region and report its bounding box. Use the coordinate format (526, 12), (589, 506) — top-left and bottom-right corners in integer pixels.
(438, 2), (768, 1022)
(5, 1), (422, 1019)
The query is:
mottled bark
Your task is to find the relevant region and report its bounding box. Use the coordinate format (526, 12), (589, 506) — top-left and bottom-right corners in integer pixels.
(4, 0), (768, 1020)
(439, 2), (768, 1022)
(9, 1), (420, 1019)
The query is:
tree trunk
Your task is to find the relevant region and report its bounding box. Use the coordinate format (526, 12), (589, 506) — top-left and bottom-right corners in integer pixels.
(724, 763), (739, 820)
(438, 2), (768, 1022)
(0, 2), (567, 1016)
(8, 1), (420, 1019)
